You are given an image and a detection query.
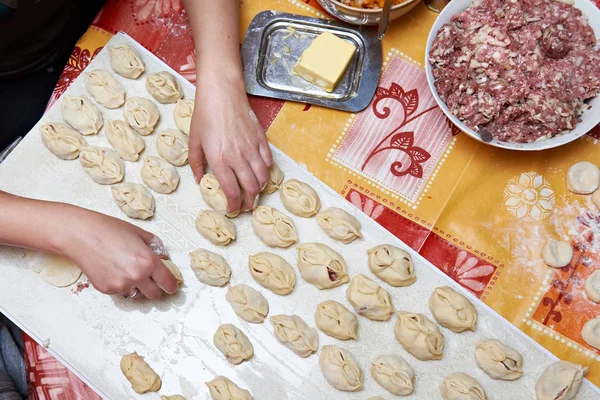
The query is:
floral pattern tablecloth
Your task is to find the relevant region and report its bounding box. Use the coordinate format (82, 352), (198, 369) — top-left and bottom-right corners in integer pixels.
(23, 0), (600, 398)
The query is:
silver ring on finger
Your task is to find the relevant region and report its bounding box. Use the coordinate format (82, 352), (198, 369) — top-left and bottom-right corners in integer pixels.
(123, 288), (140, 300)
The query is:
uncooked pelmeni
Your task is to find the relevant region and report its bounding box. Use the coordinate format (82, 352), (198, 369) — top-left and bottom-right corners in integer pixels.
(161, 395), (185, 400)
(85, 69), (125, 109)
(200, 173), (239, 218)
(195, 210), (236, 246)
(111, 183), (155, 220)
(314, 300), (358, 340)
(79, 146), (124, 185)
(140, 156), (180, 194)
(536, 361), (587, 400)
(105, 120), (145, 161)
(30, 253), (82, 287)
(120, 352), (161, 394)
(262, 164), (284, 194)
(61, 95), (103, 135)
(109, 44), (145, 79)
(371, 354), (415, 396)
(346, 274), (394, 321)
(146, 71), (183, 104)
(189, 249), (231, 286)
(162, 259), (183, 288)
(367, 244), (416, 287)
(123, 97), (160, 136)
(429, 286), (477, 333)
(582, 317), (600, 350)
(316, 207), (362, 244)
(585, 270), (600, 303)
(279, 179), (321, 217)
(156, 128), (189, 166)
(541, 240), (573, 268)
(40, 123), (87, 160)
(440, 372), (486, 400)
(226, 284), (269, 323)
(248, 252), (296, 295)
(251, 206), (298, 248)
(394, 311), (444, 361)
(475, 339), (523, 380)
(319, 345), (363, 392)
(205, 376), (252, 400)
(270, 314), (319, 357)
(297, 243), (349, 289)
(566, 161), (600, 194)
(368, 398), (385, 400)
(173, 99), (194, 135)
(213, 324), (254, 365)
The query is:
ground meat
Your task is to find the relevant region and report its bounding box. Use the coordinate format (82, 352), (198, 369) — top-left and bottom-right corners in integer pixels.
(429, 0), (600, 143)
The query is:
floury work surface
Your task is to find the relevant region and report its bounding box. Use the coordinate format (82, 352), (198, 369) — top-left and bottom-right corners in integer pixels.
(0, 33), (597, 399)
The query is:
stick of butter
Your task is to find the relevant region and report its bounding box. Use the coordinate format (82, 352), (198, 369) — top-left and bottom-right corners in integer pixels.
(293, 32), (356, 93)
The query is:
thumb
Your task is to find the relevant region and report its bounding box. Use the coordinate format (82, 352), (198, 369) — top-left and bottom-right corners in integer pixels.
(189, 141), (206, 184)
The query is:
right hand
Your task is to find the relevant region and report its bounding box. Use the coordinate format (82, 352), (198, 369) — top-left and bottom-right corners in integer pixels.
(55, 205), (179, 300)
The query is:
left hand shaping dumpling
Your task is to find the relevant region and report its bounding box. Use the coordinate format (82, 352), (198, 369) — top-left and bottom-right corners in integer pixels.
(440, 373), (487, 400)
(270, 314), (319, 357)
(195, 210), (236, 246)
(251, 206), (298, 248)
(297, 243), (349, 289)
(146, 71), (183, 104)
(79, 146), (124, 185)
(280, 179), (321, 217)
(156, 128), (189, 166)
(111, 183), (155, 220)
(346, 274), (394, 321)
(319, 345), (363, 392)
(213, 324), (254, 365)
(316, 207), (362, 244)
(429, 286), (477, 333)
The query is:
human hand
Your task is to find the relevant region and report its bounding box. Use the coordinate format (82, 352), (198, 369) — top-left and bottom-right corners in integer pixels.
(189, 72), (272, 213)
(56, 205), (179, 300)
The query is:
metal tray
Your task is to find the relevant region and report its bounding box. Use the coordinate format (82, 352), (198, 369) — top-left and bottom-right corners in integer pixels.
(242, 10), (382, 112)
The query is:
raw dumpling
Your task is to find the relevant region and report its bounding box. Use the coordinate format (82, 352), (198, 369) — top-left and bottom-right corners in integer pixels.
(315, 300), (358, 340)
(248, 252), (296, 295)
(40, 123), (86, 160)
(346, 274), (394, 321)
(85, 69), (125, 109)
(123, 97), (159, 136)
(111, 183), (155, 220)
(270, 314), (319, 357)
(566, 161), (600, 194)
(79, 146), (124, 185)
(319, 345), (363, 392)
(156, 128), (189, 166)
(61, 95), (103, 135)
(371, 354), (415, 396)
(317, 207), (362, 244)
(296, 243), (349, 289)
(541, 240), (573, 268)
(279, 179), (321, 217)
(251, 206), (298, 248)
(585, 270), (600, 303)
(394, 311), (444, 361)
(120, 352), (161, 394)
(205, 376), (252, 400)
(441, 373), (486, 400)
(105, 119), (145, 161)
(582, 317), (600, 350)
(226, 284), (269, 323)
(429, 286), (477, 333)
(200, 173), (239, 218)
(213, 324), (254, 365)
(141, 156), (180, 194)
(367, 244), (416, 287)
(109, 44), (145, 79)
(161, 396), (185, 400)
(475, 339), (523, 380)
(189, 249), (231, 286)
(195, 210), (236, 246)
(162, 259), (183, 287)
(173, 99), (194, 135)
(536, 361), (587, 400)
(146, 71), (183, 104)
(262, 164), (284, 194)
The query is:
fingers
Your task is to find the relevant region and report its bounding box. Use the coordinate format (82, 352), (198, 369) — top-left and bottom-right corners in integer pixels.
(233, 161), (261, 211)
(259, 137), (273, 169)
(137, 230), (170, 259)
(151, 262), (180, 295)
(136, 278), (163, 300)
(248, 153), (270, 193)
(213, 166), (243, 213)
(188, 134), (206, 184)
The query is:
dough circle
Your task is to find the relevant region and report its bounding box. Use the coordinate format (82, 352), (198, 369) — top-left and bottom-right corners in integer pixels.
(566, 161), (600, 194)
(541, 240), (573, 268)
(30, 253), (82, 287)
(581, 317), (600, 350)
(585, 270), (600, 303)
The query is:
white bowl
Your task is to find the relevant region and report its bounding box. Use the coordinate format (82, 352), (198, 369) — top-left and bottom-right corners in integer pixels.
(316, 0), (423, 25)
(425, 0), (600, 151)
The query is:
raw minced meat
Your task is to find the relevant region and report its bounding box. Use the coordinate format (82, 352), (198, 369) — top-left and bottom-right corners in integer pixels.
(429, 0), (600, 143)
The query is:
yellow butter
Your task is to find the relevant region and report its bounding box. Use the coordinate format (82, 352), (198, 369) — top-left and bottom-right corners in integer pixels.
(293, 32), (356, 93)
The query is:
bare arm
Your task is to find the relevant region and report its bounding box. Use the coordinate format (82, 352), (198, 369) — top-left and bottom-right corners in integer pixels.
(183, 0), (272, 213)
